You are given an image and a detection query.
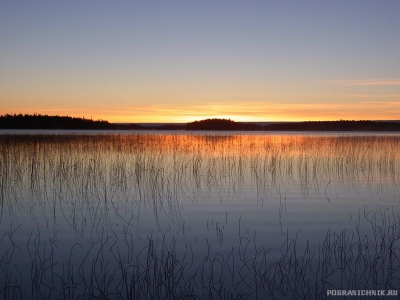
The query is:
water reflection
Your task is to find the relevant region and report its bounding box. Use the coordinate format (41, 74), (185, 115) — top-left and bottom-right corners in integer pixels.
(0, 133), (400, 299)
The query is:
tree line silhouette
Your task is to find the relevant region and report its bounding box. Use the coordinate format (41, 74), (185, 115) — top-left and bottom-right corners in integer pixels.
(0, 114), (141, 130)
(1, 114), (400, 131)
(264, 120), (400, 131)
(185, 118), (400, 131)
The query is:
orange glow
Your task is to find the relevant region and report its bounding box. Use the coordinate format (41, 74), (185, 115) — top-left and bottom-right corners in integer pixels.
(2, 99), (400, 123)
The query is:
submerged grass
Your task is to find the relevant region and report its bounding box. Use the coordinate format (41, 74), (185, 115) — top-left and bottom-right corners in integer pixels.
(0, 133), (400, 299)
(1, 207), (400, 299)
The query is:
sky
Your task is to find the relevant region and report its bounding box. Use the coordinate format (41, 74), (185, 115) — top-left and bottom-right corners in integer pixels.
(1, 1), (400, 123)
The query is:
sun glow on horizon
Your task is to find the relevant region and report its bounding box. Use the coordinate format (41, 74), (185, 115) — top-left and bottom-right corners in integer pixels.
(94, 100), (400, 123)
(2, 89), (400, 124)
(3, 99), (400, 124)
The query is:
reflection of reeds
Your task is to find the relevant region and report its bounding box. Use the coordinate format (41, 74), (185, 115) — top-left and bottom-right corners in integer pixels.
(0, 133), (400, 299)
(1, 134), (399, 205)
(1, 206), (400, 299)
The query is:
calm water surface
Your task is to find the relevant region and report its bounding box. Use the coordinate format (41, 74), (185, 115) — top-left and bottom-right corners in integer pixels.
(1, 131), (400, 299)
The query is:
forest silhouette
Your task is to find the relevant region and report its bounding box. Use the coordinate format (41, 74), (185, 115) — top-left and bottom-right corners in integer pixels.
(1, 114), (400, 131)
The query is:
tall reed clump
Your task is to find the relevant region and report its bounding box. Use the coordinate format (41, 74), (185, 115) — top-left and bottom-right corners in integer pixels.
(0, 133), (400, 299)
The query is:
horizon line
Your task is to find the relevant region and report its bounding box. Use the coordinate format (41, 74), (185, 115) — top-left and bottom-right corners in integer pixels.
(2, 113), (400, 125)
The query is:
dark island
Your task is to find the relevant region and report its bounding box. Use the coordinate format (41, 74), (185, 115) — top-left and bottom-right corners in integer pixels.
(186, 118), (263, 131)
(1, 114), (400, 131)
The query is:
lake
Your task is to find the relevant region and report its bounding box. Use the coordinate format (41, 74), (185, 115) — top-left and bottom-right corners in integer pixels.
(1, 131), (400, 299)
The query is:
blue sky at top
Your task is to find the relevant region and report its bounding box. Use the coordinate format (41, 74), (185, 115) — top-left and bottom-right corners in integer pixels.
(1, 0), (399, 122)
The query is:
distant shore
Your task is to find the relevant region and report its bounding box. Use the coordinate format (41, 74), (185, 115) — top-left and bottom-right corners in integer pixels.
(1, 114), (400, 131)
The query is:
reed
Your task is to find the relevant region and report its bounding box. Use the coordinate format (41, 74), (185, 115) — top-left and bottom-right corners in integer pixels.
(0, 133), (399, 299)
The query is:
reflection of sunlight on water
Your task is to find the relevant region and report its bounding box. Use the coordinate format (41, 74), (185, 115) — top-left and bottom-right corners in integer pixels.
(1, 132), (400, 298)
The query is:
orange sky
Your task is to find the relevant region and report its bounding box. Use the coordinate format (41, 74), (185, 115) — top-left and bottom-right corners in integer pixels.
(1, 1), (400, 123)
(2, 99), (400, 124)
